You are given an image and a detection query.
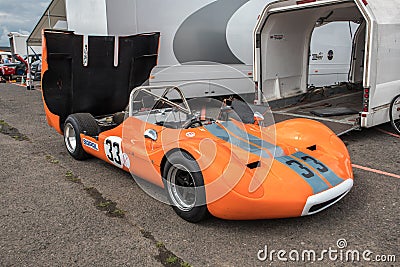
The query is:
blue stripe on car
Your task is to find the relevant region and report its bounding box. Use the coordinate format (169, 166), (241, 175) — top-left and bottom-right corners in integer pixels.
(204, 122), (331, 194)
(218, 121), (285, 157)
(292, 152), (344, 186)
(204, 123), (270, 159)
(276, 156), (330, 194)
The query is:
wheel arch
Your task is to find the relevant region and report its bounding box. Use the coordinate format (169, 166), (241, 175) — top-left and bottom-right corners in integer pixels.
(160, 148), (198, 178)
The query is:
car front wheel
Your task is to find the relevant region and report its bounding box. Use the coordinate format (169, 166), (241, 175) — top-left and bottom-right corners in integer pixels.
(163, 151), (209, 223)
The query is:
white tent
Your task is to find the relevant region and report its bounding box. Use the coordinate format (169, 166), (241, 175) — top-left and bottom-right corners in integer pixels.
(27, 0), (67, 47)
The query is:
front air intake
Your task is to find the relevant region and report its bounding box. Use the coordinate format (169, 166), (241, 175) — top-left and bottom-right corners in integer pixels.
(308, 192), (346, 213)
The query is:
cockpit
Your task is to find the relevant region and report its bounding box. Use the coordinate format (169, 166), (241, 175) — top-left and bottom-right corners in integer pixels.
(128, 86), (263, 129)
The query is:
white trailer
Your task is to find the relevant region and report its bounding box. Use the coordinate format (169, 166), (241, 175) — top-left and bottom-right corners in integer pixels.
(8, 32), (41, 58)
(254, 0), (400, 134)
(31, 0), (357, 98)
(9, 33), (28, 56)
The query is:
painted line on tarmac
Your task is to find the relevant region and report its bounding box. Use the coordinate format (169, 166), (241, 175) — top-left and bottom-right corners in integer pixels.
(11, 82), (41, 91)
(352, 164), (400, 179)
(376, 128), (400, 139)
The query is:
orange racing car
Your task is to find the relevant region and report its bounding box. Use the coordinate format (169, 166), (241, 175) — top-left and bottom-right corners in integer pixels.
(41, 30), (353, 222)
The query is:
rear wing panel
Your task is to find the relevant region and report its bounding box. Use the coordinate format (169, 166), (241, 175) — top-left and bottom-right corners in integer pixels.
(42, 30), (160, 122)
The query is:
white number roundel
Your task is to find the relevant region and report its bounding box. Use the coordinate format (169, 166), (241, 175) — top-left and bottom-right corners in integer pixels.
(104, 136), (123, 168)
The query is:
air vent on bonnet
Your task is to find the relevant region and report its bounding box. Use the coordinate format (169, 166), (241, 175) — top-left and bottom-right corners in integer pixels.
(247, 161), (261, 169)
(307, 145), (317, 151)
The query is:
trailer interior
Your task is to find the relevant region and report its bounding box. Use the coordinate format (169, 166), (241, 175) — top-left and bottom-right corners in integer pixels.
(257, 1), (368, 135)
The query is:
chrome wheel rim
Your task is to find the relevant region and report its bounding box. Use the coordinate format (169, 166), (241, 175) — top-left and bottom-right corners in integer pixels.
(64, 123), (77, 153)
(167, 164), (196, 211)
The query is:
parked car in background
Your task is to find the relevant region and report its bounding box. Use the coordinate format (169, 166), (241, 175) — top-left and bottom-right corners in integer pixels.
(0, 51), (12, 63)
(30, 56), (42, 81)
(25, 54), (41, 65)
(0, 63), (16, 80)
(0, 54), (28, 80)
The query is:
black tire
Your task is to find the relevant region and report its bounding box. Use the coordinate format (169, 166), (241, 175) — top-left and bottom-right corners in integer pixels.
(163, 151), (209, 223)
(390, 94), (400, 135)
(64, 113), (100, 160)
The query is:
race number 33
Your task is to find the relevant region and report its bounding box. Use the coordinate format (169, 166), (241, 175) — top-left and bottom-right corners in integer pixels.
(104, 136), (123, 168)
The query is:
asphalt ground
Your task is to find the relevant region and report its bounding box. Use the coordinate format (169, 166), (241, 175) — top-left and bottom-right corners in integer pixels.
(0, 82), (398, 266)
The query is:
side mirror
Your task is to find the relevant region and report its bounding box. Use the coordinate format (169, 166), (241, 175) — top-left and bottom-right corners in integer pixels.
(254, 112), (265, 126)
(144, 129), (158, 141)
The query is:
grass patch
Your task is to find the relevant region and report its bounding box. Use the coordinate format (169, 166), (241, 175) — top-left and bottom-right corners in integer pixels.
(0, 120), (29, 141)
(65, 170), (81, 183)
(97, 201), (113, 208)
(46, 155), (60, 164)
(141, 229), (189, 267)
(165, 256), (178, 264)
(109, 208), (126, 218)
(68, 177), (81, 183)
(85, 187), (126, 218)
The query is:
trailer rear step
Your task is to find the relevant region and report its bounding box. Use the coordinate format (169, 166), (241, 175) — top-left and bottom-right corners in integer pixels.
(273, 113), (360, 136)
(272, 91), (362, 136)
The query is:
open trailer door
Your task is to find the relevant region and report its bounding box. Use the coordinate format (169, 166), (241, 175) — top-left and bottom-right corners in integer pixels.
(253, 0), (376, 135)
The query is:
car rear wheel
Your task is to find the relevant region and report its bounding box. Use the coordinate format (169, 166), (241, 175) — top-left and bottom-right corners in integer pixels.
(64, 113), (99, 160)
(163, 151), (208, 223)
(390, 94), (400, 134)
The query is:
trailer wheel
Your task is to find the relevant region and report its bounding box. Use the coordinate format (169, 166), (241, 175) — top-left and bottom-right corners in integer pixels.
(389, 94), (400, 134)
(64, 113), (100, 160)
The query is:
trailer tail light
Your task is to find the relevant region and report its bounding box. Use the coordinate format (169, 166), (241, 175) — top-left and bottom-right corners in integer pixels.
(363, 88), (370, 112)
(364, 89), (369, 99)
(296, 0), (316, 4)
(362, 0), (368, 5)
